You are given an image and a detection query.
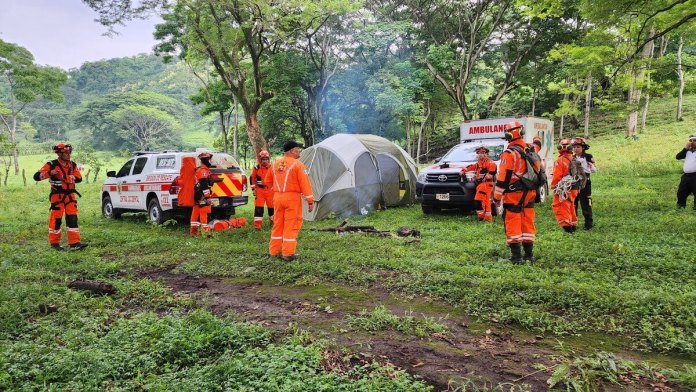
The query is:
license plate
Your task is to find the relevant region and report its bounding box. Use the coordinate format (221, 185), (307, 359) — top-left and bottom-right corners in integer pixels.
(209, 198), (220, 207)
(436, 193), (450, 201)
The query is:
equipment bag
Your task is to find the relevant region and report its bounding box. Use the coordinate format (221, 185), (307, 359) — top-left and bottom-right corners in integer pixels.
(177, 156), (196, 207)
(566, 156), (587, 190)
(509, 146), (547, 190)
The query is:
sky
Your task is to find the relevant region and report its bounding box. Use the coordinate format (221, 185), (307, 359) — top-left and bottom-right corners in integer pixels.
(0, 0), (162, 70)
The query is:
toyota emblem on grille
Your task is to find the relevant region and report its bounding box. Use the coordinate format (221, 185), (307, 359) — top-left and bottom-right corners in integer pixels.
(438, 174), (448, 182)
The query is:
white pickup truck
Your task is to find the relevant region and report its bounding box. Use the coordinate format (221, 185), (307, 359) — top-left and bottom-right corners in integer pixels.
(415, 117), (553, 214)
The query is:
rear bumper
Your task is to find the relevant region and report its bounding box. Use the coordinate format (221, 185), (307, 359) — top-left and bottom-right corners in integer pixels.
(173, 196), (248, 209)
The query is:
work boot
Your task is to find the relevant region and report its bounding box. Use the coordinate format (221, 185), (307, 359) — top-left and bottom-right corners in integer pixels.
(282, 254), (297, 262)
(190, 227), (199, 237)
(68, 242), (88, 251)
(50, 243), (64, 251)
(522, 243), (535, 263)
(562, 226), (574, 234)
(584, 222), (593, 231)
(509, 243), (522, 264)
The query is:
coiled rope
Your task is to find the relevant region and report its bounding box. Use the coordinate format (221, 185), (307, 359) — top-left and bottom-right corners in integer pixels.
(553, 175), (581, 200)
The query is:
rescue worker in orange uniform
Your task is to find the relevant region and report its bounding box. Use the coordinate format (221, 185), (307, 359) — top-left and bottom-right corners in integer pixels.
(551, 139), (579, 233)
(33, 143), (88, 251)
(493, 122), (537, 263)
(250, 150), (274, 230)
(190, 151), (215, 237)
(462, 145), (497, 221)
(264, 140), (314, 261)
(532, 136), (542, 154)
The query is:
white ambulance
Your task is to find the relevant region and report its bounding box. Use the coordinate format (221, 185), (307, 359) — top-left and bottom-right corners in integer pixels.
(415, 117), (553, 214)
(101, 149), (248, 224)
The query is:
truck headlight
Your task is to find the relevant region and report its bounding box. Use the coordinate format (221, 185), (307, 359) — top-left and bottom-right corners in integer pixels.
(417, 172), (426, 182)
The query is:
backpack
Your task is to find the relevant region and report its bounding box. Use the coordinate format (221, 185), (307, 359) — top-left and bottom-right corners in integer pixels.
(508, 145), (547, 191)
(566, 156), (587, 190)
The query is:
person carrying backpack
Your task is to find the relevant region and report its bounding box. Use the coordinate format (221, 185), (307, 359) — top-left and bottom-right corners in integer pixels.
(33, 143), (88, 251)
(493, 122), (538, 264)
(572, 137), (596, 230)
(190, 151), (215, 237)
(462, 145), (497, 222)
(551, 139), (580, 233)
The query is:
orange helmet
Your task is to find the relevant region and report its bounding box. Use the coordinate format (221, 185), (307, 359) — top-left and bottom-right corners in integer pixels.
(198, 151), (213, 159)
(557, 138), (573, 152)
(475, 145), (490, 154)
(53, 143), (73, 154)
(505, 121), (524, 141)
(258, 150), (270, 160)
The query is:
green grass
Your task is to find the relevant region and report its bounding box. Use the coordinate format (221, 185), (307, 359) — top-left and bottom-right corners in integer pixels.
(2, 95), (696, 389)
(346, 305), (450, 338)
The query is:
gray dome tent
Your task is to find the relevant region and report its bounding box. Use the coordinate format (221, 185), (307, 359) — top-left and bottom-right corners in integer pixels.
(299, 134), (417, 221)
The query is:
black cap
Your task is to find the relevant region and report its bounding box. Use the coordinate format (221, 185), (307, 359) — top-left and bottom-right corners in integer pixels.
(283, 140), (304, 152)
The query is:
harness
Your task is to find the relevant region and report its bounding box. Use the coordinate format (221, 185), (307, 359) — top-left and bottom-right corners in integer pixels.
(48, 160), (81, 210)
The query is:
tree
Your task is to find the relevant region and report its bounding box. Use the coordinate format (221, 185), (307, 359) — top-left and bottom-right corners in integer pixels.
(109, 105), (182, 151)
(0, 39), (67, 174)
(73, 90), (190, 150)
(189, 71), (236, 154)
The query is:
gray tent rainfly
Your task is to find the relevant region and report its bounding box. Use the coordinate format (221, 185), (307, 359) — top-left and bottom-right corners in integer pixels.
(299, 134), (418, 221)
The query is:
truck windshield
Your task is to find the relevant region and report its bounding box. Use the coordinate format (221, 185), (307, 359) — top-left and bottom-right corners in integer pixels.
(442, 143), (505, 162)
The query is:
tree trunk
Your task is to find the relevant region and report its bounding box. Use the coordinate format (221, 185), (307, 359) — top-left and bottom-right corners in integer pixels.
(626, 27), (655, 138)
(677, 35), (684, 122)
(641, 28), (656, 132)
(531, 87), (537, 116)
(245, 112), (267, 154)
(583, 73), (592, 138)
(219, 112), (229, 154)
(417, 101), (431, 164)
(233, 98), (239, 159)
(405, 117), (412, 157)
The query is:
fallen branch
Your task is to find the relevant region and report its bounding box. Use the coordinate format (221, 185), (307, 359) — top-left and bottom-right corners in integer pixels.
(67, 279), (117, 295)
(311, 225), (391, 237)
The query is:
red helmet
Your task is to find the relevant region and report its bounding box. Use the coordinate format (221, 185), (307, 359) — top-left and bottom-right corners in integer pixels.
(557, 138), (573, 152)
(505, 121), (524, 141)
(53, 143), (73, 154)
(258, 150), (270, 160)
(198, 151), (213, 159)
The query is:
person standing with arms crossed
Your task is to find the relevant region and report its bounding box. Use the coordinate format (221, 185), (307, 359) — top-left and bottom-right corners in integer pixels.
(264, 140), (314, 261)
(462, 145), (497, 222)
(493, 122), (537, 264)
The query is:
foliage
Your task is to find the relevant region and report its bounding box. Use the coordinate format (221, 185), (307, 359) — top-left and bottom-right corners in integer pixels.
(346, 305), (449, 338)
(109, 104), (182, 151)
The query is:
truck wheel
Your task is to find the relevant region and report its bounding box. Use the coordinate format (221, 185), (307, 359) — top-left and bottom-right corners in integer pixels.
(148, 198), (171, 224)
(102, 195), (122, 219)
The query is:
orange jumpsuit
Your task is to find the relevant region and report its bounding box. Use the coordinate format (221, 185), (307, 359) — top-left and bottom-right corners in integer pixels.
(34, 159), (83, 246)
(251, 163), (274, 229)
(264, 156), (314, 258)
(464, 158), (497, 221)
(493, 140), (537, 245)
(190, 165), (213, 236)
(551, 153), (579, 229)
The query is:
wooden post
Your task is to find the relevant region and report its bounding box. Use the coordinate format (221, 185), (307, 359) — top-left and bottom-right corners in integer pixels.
(85, 169), (91, 184)
(22, 169), (26, 186)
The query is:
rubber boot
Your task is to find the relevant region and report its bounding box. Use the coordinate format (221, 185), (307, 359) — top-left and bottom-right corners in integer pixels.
(68, 242), (89, 251)
(563, 226), (574, 234)
(522, 243), (535, 263)
(190, 226), (199, 237)
(509, 243), (523, 264)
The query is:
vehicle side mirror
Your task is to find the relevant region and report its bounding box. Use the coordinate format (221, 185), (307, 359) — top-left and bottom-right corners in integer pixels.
(106, 170), (116, 178)
(433, 157), (441, 163)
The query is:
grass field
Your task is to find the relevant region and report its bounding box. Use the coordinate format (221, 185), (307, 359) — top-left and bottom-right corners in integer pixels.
(1, 100), (696, 390)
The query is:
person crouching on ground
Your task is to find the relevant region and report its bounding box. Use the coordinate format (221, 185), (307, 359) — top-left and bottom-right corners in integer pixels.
(33, 143), (88, 251)
(676, 134), (696, 209)
(264, 140), (314, 262)
(462, 145), (497, 222)
(551, 139), (579, 233)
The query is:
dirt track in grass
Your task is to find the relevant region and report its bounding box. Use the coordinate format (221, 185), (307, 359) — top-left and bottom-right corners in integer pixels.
(138, 266), (683, 391)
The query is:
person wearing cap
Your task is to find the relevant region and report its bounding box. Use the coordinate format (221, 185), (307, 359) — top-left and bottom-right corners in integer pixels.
(552, 139), (579, 233)
(462, 145), (497, 221)
(676, 134), (696, 209)
(190, 151), (216, 237)
(264, 140), (314, 261)
(572, 137), (596, 230)
(250, 150), (274, 230)
(532, 136), (542, 154)
(493, 122), (537, 263)
(33, 143), (88, 251)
